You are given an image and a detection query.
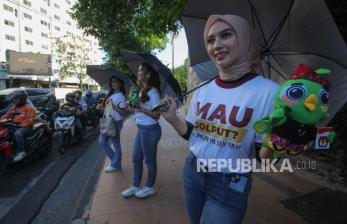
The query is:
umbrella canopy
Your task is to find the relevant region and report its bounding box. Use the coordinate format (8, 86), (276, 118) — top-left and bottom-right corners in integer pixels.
(86, 65), (132, 90)
(120, 49), (182, 99)
(181, 0), (347, 124)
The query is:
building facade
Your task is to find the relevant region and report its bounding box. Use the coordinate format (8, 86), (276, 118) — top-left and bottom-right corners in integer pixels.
(0, 0), (103, 89)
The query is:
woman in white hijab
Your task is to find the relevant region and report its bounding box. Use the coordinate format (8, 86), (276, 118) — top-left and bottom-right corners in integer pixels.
(161, 15), (279, 223)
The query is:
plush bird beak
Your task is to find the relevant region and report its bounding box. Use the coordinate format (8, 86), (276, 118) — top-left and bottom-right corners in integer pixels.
(304, 94), (318, 111)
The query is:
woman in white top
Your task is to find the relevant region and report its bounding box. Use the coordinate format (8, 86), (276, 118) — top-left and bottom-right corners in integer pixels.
(121, 63), (162, 199)
(98, 76), (127, 172)
(161, 15), (278, 223)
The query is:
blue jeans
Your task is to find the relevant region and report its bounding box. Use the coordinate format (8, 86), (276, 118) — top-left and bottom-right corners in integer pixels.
(98, 120), (123, 169)
(132, 123), (161, 188)
(14, 127), (33, 154)
(183, 153), (252, 224)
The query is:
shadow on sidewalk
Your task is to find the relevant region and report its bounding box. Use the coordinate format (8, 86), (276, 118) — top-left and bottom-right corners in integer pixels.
(87, 113), (329, 224)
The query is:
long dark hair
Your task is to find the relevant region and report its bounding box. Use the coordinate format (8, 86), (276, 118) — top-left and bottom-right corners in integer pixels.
(139, 63), (162, 103)
(106, 76), (125, 100)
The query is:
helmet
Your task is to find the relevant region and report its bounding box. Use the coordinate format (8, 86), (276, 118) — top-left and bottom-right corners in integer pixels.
(74, 90), (82, 95)
(85, 90), (92, 98)
(65, 92), (75, 103)
(10, 90), (27, 106)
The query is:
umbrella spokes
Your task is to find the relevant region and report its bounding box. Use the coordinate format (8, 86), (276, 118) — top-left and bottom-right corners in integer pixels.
(264, 0), (295, 50)
(261, 57), (288, 81)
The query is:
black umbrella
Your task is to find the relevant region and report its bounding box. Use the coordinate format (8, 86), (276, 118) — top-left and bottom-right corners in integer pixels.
(86, 65), (132, 90)
(120, 49), (182, 100)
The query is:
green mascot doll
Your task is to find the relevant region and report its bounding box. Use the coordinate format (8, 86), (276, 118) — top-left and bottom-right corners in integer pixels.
(127, 82), (140, 107)
(253, 64), (335, 157)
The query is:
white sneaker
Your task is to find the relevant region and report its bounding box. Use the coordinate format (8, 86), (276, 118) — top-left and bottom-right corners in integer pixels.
(135, 186), (155, 198)
(13, 152), (27, 162)
(121, 186), (140, 198)
(104, 165), (120, 172)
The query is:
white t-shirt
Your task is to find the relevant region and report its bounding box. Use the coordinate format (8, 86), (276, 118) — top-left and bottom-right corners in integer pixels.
(109, 92), (126, 121)
(135, 87), (161, 125)
(186, 75), (279, 172)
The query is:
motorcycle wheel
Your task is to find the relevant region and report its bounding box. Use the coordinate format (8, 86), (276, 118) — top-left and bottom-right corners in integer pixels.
(39, 134), (52, 158)
(92, 118), (98, 128)
(57, 134), (67, 155)
(0, 153), (7, 177)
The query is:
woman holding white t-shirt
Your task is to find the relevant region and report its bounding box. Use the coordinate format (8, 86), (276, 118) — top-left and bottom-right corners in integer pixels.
(98, 76), (127, 172)
(161, 15), (279, 223)
(121, 63), (162, 199)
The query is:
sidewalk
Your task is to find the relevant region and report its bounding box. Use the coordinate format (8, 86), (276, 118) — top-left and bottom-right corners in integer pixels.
(87, 111), (321, 224)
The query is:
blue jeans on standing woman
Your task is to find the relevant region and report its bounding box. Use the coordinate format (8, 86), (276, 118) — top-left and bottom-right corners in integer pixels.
(99, 119), (123, 169)
(132, 123), (161, 188)
(183, 153), (252, 224)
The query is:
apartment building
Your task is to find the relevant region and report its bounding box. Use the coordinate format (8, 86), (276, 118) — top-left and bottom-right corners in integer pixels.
(0, 0), (103, 89)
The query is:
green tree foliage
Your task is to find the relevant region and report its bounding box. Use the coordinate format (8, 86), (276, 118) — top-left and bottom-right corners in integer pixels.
(173, 58), (189, 92)
(71, 0), (187, 70)
(54, 35), (92, 88)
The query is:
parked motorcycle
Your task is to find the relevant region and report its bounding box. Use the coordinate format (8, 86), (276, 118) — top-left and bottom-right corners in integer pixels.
(54, 109), (82, 154)
(0, 112), (52, 175)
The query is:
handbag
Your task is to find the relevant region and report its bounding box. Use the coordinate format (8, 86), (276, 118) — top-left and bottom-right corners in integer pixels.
(99, 101), (117, 137)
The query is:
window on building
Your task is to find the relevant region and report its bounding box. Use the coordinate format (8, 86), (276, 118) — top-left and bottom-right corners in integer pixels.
(3, 4), (14, 13)
(66, 20), (71, 25)
(23, 13), (32, 20)
(25, 40), (33, 46)
(66, 31), (72, 36)
(41, 32), (48, 38)
(40, 8), (47, 14)
(41, 20), (48, 26)
(15, 9), (17, 17)
(66, 0), (71, 5)
(54, 15), (60, 20)
(4, 20), (14, 27)
(23, 0), (31, 7)
(54, 3), (59, 8)
(5, 35), (15, 41)
(54, 26), (60, 31)
(42, 45), (49, 50)
(24, 26), (32, 33)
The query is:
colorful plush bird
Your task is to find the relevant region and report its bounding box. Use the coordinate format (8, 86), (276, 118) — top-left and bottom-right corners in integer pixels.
(253, 64), (335, 157)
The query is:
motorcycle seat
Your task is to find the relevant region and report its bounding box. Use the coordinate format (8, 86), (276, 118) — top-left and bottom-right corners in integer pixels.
(33, 122), (44, 130)
(25, 129), (42, 142)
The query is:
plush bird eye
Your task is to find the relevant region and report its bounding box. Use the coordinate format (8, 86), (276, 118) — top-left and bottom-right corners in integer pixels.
(319, 89), (329, 105)
(286, 85), (307, 100)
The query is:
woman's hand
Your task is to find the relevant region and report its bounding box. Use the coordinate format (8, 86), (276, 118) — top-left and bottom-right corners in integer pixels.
(126, 104), (135, 112)
(159, 96), (178, 123)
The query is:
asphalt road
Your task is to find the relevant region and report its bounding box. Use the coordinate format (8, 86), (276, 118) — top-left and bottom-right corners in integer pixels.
(0, 129), (104, 224)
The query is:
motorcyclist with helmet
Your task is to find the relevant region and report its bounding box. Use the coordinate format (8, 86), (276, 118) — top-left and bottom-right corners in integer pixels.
(74, 90), (87, 133)
(0, 90), (36, 161)
(83, 90), (96, 108)
(61, 92), (85, 138)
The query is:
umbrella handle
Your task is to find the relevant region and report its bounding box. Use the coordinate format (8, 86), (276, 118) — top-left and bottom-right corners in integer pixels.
(151, 77), (215, 112)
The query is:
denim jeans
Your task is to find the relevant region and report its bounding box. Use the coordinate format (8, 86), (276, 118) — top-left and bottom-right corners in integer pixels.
(98, 120), (123, 169)
(132, 123), (161, 188)
(183, 153), (252, 224)
(14, 127), (33, 154)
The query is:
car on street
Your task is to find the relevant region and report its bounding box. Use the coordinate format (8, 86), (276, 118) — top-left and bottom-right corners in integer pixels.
(0, 87), (55, 107)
